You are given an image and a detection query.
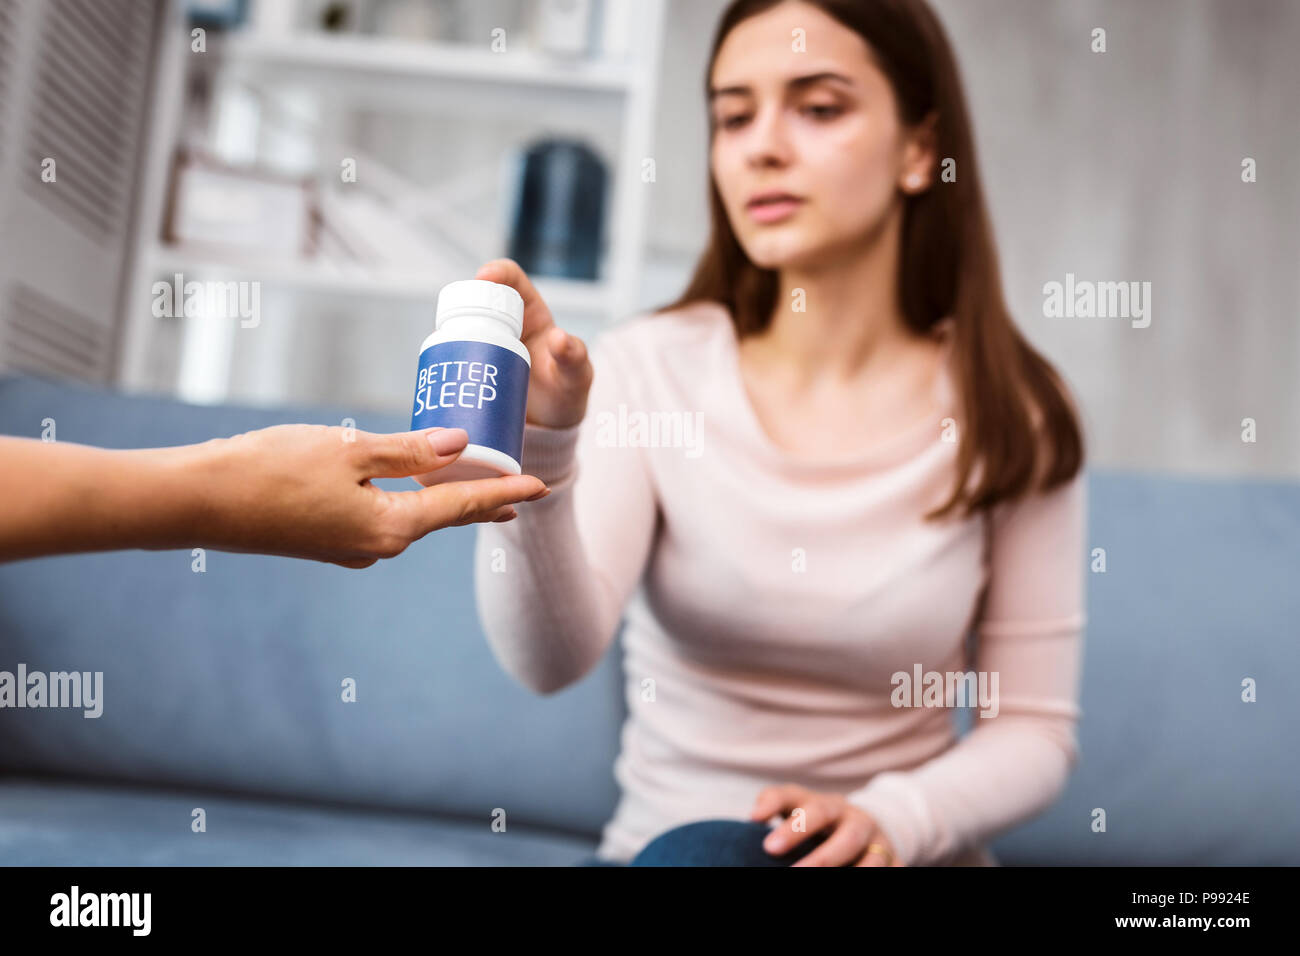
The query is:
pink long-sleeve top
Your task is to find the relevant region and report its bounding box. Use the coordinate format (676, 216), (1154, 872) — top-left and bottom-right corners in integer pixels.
(474, 299), (1087, 866)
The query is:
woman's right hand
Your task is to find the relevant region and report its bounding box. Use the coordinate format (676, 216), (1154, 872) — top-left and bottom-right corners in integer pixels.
(473, 258), (594, 429)
(0, 426), (549, 567)
(188, 424), (549, 569)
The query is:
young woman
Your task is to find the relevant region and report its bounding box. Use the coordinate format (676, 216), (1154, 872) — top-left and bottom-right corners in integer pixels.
(474, 0), (1086, 867)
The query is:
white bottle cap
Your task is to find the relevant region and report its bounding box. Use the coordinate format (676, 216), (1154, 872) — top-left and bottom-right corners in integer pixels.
(435, 279), (525, 338)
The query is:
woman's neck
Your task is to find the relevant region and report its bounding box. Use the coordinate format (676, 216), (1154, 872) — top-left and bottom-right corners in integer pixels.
(751, 216), (922, 386)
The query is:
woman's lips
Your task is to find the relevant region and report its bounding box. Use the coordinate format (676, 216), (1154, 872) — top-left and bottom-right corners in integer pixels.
(747, 196), (804, 223)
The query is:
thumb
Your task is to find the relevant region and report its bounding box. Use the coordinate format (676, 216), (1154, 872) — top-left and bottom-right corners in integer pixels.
(357, 427), (469, 479)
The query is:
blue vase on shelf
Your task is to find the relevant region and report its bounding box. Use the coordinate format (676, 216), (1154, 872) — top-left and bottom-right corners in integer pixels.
(507, 138), (606, 281)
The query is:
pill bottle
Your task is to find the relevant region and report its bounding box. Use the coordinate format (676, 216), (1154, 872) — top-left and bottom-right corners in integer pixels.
(409, 279), (531, 484)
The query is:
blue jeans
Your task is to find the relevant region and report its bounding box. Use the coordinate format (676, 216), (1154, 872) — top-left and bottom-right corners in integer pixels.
(577, 819), (831, 866)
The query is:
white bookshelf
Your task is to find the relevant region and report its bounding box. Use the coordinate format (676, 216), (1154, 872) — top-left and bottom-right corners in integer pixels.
(119, 0), (667, 407)
(147, 242), (616, 314)
(221, 31), (639, 91)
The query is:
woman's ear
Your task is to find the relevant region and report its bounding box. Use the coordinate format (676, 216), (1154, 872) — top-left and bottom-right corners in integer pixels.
(900, 110), (940, 193)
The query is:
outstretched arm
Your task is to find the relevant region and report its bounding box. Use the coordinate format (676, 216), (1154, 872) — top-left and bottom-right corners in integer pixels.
(0, 426), (546, 566)
(475, 332), (657, 693)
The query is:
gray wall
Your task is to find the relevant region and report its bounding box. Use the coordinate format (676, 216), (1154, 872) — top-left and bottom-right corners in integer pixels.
(642, 0), (1300, 479)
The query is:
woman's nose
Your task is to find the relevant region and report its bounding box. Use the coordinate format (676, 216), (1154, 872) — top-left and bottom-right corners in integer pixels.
(745, 105), (793, 168)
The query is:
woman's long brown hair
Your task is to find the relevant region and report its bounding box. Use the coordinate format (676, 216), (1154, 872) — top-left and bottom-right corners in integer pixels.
(656, 0), (1085, 522)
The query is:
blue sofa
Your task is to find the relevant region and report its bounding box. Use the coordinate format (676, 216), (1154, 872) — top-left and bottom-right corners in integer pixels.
(1, 374), (1296, 865)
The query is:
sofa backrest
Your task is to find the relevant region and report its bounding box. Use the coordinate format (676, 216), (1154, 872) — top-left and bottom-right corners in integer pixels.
(988, 469), (1300, 865)
(0, 375), (626, 838)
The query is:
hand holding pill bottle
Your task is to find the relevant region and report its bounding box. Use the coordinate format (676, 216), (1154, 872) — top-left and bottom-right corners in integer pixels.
(409, 260), (594, 488)
(470, 259), (595, 433)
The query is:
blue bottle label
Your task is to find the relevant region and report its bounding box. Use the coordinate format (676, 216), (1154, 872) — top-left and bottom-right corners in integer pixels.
(410, 340), (530, 464)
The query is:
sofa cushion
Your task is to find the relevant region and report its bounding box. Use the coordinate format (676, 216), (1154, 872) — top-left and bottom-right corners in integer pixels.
(0, 776), (597, 865)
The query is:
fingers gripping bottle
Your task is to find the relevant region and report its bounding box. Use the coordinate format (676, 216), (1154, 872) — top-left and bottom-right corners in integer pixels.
(410, 279), (531, 484)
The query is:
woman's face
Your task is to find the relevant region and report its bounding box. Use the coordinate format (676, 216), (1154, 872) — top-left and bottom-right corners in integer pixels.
(709, 1), (930, 270)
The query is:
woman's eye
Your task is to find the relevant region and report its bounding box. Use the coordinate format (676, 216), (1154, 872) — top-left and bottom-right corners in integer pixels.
(802, 104), (842, 120)
(716, 104), (840, 130)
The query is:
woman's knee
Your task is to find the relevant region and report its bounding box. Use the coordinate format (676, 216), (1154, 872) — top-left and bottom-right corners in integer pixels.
(628, 818), (825, 867)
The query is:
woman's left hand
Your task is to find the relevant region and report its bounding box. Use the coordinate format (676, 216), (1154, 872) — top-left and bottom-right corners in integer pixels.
(749, 783), (905, 867)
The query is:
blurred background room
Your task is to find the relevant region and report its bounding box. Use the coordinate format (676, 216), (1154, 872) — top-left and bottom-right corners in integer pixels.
(0, 0), (1295, 480)
(0, 0), (1298, 871)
